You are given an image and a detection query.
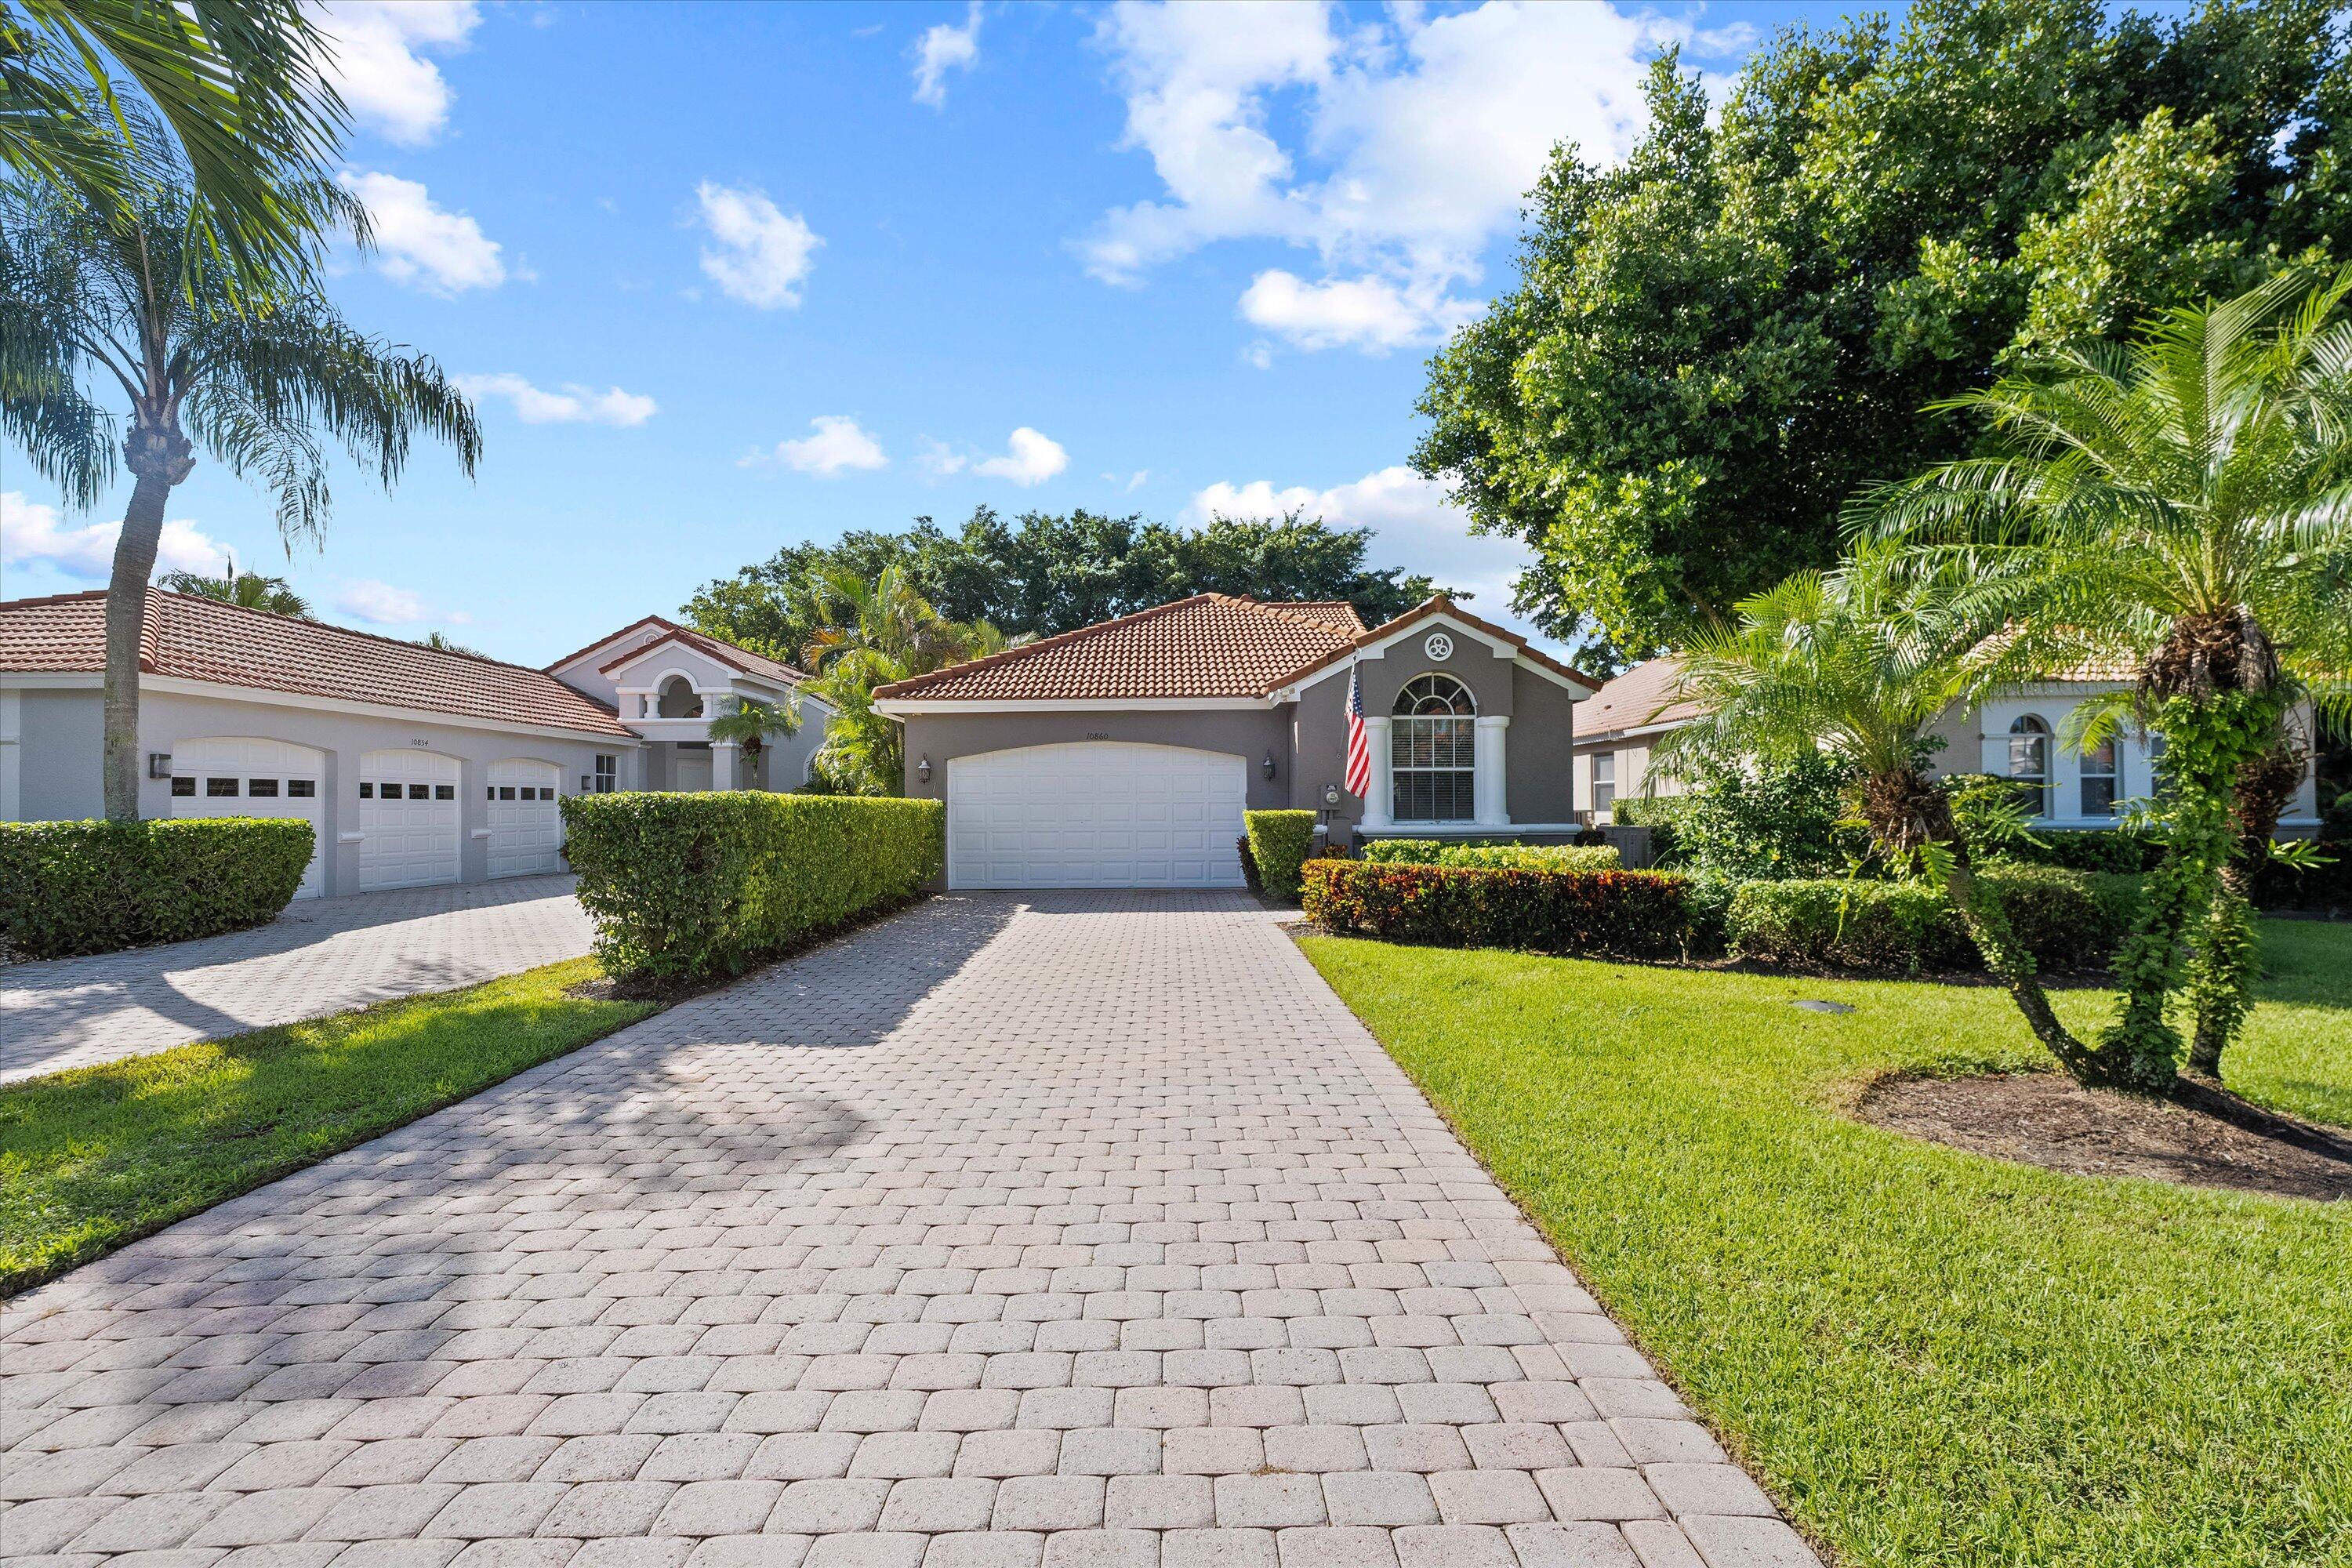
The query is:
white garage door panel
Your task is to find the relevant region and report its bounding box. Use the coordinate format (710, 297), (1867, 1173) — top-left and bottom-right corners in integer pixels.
(948, 742), (1247, 889)
(487, 759), (563, 878)
(169, 737), (327, 899)
(359, 749), (462, 891)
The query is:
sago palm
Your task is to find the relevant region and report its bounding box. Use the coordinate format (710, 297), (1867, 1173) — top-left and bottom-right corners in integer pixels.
(157, 550), (308, 616)
(1850, 267), (2352, 1089)
(1, 157), (479, 821)
(1653, 550), (2100, 1080)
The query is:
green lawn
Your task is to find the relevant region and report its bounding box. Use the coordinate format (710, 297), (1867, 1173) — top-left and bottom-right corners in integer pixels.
(0, 958), (656, 1295)
(1301, 918), (2352, 1568)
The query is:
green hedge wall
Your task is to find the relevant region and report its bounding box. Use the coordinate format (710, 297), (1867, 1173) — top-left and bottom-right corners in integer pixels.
(560, 792), (944, 982)
(1360, 840), (1621, 873)
(0, 818), (313, 960)
(1303, 859), (1691, 958)
(1243, 810), (1319, 902)
(1727, 866), (2140, 975)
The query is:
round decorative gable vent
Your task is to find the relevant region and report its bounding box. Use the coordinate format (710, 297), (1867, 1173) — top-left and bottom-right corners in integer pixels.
(1424, 631), (1454, 661)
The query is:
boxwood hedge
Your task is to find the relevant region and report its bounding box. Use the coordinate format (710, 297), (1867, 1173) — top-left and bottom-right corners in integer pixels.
(1303, 859), (1691, 958)
(1243, 810), (1319, 902)
(0, 818), (314, 960)
(1727, 865), (2141, 975)
(560, 792), (944, 982)
(1360, 839), (1621, 873)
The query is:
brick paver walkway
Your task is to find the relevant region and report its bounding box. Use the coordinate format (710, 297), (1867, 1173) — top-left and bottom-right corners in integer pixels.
(0, 876), (593, 1083)
(0, 891), (1818, 1568)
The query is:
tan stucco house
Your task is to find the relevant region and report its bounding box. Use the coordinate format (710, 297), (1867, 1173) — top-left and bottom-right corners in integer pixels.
(1570, 654), (2325, 833)
(0, 593), (830, 899)
(874, 593), (1599, 889)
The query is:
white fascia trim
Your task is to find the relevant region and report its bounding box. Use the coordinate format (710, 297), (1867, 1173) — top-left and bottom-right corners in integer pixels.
(875, 696), (1279, 717)
(1573, 718), (1688, 746)
(132, 675), (641, 747)
(1281, 644), (1592, 701)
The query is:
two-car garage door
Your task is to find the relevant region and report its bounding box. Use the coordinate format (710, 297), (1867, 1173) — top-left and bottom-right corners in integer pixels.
(947, 742), (1247, 889)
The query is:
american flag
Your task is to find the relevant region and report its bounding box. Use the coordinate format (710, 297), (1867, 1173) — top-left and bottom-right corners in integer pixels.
(1344, 664), (1370, 798)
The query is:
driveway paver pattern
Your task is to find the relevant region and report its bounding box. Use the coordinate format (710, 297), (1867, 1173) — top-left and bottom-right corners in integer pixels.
(0, 876), (592, 1083)
(0, 890), (1820, 1568)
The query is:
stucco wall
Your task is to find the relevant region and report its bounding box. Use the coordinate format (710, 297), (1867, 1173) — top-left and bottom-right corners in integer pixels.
(1504, 664), (1578, 823)
(2, 681), (635, 895)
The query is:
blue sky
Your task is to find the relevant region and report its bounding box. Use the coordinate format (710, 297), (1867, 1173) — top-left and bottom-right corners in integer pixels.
(3, 0), (1877, 664)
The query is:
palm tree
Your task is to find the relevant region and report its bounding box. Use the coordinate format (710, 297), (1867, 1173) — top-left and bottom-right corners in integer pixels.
(800, 564), (1007, 795)
(157, 550), (308, 616)
(0, 0), (353, 296)
(1850, 268), (2352, 1089)
(1653, 549), (2100, 1080)
(1, 158), (480, 822)
(409, 630), (485, 658)
(708, 696), (800, 786)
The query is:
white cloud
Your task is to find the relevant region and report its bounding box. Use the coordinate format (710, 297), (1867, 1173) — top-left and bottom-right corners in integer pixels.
(311, 2), (481, 146)
(1, 492), (230, 579)
(1239, 269), (1475, 354)
(455, 373), (657, 426)
(913, 2), (982, 107)
(694, 181), (822, 309)
(746, 416), (888, 477)
(339, 171), (506, 292)
(335, 578), (463, 625)
(1083, 0), (1669, 350)
(1102, 469), (1150, 492)
(973, 427), (1069, 486)
(1186, 466), (1539, 637)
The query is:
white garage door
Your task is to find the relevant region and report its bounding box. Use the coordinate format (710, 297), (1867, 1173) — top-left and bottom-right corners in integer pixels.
(487, 758), (563, 878)
(358, 749), (462, 891)
(948, 742), (1248, 889)
(169, 737), (327, 899)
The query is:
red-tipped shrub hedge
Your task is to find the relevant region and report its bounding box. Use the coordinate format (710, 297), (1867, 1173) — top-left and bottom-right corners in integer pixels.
(1301, 858), (1690, 958)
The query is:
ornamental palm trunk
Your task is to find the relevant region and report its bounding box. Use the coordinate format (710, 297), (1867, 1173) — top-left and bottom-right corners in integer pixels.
(100, 419), (196, 822)
(2187, 739), (2307, 1076)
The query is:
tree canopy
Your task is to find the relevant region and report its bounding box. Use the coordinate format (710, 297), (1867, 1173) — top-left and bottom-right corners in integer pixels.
(1414, 0), (2350, 672)
(683, 508), (1441, 664)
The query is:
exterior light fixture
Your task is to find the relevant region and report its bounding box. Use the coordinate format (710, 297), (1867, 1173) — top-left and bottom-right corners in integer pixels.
(148, 753), (173, 779)
(1261, 751), (1277, 781)
(580, 775), (593, 793)
(916, 754), (933, 785)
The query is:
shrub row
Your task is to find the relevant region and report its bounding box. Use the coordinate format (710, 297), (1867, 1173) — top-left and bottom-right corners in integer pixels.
(0, 818), (313, 960)
(1243, 810), (1319, 902)
(1726, 866), (2141, 975)
(560, 793), (944, 982)
(1302, 859), (1690, 958)
(1361, 839), (1621, 873)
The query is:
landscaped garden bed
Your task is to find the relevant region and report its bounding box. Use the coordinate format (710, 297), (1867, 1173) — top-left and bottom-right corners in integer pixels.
(1301, 917), (2352, 1568)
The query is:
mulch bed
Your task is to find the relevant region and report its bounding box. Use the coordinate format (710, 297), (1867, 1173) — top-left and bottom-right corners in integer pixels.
(1857, 1072), (2352, 1202)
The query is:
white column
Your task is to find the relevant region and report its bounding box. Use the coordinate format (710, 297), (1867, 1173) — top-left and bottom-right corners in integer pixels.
(713, 740), (741, 791)
(1361, 715), (1393, 829)
(1474, 714), (1510, 826)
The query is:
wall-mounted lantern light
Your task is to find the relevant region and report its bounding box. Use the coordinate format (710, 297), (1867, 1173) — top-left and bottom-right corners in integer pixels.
(580, 775), (593, 793)
(1261, 751), (1277, 781)
(916, 754), (933, 785)
(148, 753), (173, 779)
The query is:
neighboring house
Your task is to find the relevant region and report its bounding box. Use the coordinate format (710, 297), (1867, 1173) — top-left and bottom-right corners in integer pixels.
(874, 593), (1598, 890)
(1570, 654), (2324, 833)
(0, 593), (830, 898)
(542, 615), (830, 793)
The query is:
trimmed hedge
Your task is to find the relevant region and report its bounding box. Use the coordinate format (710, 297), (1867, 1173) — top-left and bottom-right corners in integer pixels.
(0, 818), (313, 960)
(1303, 859), (1690, 958)
(1727, 866), (2140, 975)
(1361, 839), (1621, 873)
(560, 792), (943, 982)
(1244, 810), (1319, 902)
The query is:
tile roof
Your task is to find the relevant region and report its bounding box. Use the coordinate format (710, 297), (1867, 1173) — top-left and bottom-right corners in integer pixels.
(873, 594), (1367, 702)
(0, 590), (633, 739)
(1279, 597), (1602, 694)
(1573, 656), (1705, 740)
(595, 623), (809, 687)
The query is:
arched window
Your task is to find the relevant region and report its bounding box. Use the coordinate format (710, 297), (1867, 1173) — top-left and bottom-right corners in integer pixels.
(656, 675), (705, 719)
(2078, 733), (2118, 817)
(1392, 673), (1476, 822)
(2008, 714), (2050, 818)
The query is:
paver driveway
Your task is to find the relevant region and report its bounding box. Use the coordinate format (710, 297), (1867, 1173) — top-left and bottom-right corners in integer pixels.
(0, 876), (592, 1083)
(0, 891), (1818, 1568)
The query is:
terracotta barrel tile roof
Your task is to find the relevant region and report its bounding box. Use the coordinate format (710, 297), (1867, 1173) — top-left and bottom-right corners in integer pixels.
(873, 594), (1365, 702)
(0, 590), (633, 739)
